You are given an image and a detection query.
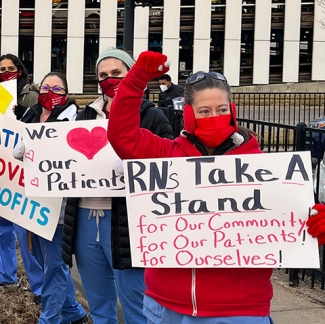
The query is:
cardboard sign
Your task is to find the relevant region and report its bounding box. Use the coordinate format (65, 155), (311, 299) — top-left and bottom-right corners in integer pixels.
(123, 152), (320, 268)
(0, 80), (17, 118)
(0, 115), (62, 240)
(23, 119), (125, 197)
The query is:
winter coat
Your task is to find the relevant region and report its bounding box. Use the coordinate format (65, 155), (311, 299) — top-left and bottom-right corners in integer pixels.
(107, 65), (273, 318)
(158, 83), (184, 107)
(61, 96), (174, 268)
(21, 101), (77, 124)
(17, 83), (39, 108)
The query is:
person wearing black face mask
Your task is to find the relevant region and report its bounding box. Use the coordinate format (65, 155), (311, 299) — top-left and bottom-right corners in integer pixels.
(0, 53), (38, 120)
(61, 48), (173, 324)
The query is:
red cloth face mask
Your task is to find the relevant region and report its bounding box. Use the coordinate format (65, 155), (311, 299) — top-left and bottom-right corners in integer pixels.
(99, 77), (123, 98)
(38, 91), (67, 111)
(194, 114), (235, 148)
(0, 71), (20, 82)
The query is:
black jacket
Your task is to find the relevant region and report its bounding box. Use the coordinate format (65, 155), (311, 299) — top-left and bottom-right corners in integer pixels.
(158, 83), (184, 107)
(62, 98), (174, 268)
(21, 101), (77, 123)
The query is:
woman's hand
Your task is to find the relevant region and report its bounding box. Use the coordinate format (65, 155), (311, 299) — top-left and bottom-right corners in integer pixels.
(135, 51), (170, 80)
(13, 141), (25, 161)
(114, 158), (124, 175)
(307, 203), (325, 246)
(12, 104), (28, 120)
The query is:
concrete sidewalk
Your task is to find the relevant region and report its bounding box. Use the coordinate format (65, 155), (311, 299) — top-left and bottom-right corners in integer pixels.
(271, 279), (325, 323)
(71, 264), (325, 323)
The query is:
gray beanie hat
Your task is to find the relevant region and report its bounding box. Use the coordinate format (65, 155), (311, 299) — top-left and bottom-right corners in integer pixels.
(96, 48), (135, 73)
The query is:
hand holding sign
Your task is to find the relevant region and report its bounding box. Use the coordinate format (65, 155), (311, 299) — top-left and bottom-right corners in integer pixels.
(307, 203), (325, 246)
(13, 141), (26, 161)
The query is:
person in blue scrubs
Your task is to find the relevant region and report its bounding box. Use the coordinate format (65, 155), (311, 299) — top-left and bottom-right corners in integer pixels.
(0, 218), (17, 288)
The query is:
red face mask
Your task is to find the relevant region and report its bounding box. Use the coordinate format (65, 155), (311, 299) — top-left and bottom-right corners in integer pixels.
(38, 91), (67, 111)
(0, 71), (20, 82)
(99, 77), (123, 98)
(194, 114), (235, 148)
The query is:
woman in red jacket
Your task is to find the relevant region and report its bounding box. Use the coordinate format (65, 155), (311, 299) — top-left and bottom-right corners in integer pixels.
(107, 51), (325, 323)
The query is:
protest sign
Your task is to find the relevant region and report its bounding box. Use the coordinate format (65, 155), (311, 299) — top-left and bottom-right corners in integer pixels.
(0, 79), (17, 118)
(0, 115), (62, 240)
(23, 119), (125, 197)
(123, 152), (319, 268)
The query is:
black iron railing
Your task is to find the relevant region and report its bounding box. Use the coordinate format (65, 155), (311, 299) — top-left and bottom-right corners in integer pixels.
(150, 92), (325, 126)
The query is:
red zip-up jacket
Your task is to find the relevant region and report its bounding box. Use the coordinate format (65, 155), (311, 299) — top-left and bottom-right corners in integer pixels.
(108, 66), (273, 317)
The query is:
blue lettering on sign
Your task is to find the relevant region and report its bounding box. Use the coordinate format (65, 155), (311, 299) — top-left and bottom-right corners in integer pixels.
(0, 187), (49, 226)
(0, 128), (20, 148)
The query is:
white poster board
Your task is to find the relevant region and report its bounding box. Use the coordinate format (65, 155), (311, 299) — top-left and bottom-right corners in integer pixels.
(0, 115), (62, 240)
(23, 119), (125, 197)
(0, 79), (17, 119)
(124, 152), (320, 268)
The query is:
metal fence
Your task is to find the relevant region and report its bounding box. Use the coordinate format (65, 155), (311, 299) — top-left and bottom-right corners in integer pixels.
(233, 92), (325, 126)
(150, 92), (325, 126)
(157, 93), (325, 290)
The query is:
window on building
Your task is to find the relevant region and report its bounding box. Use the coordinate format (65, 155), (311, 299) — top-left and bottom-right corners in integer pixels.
(270, 2), (284, 83)
(51, 37), (67, 75)
(84, 36), (99, 75)
(19, 0), (35, 30)
(85, 0), (100, 29)
(239, 1), (255, 84)
(19, 1), (35, 79)
(299, 1), (314, 82)
(178, 4), (195, 82)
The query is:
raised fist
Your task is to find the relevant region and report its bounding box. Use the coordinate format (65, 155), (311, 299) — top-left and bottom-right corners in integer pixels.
(307, 203), (325, 247)
(135, 51), (170, 79)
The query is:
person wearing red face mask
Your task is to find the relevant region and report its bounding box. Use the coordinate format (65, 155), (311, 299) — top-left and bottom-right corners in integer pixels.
(61, 48), (173, 324)
(106, 51), (325, 324)
(14, 72), (89, 324)
(0, 54), (43, 304)
(0, 53), (39, 120)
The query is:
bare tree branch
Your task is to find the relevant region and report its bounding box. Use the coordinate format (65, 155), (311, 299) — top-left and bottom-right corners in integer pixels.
(318, 18), (325, 29)
(316, 0), (325, 9)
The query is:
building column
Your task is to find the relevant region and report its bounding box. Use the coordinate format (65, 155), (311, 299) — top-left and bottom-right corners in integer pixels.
(162, 0), (181, 84)
(34, 0), (52, 84)
(312, 1), (325, 80)
(66, 0), (86, 93)
(99, 0), (117, 54)
(223, 0), (242, 86)
(1, 0), (19, 55)
(253, 0), (272, 85)
(134, 6), (150, 58)
(282, 0), (301, 83)
(193, 0), (212, 74)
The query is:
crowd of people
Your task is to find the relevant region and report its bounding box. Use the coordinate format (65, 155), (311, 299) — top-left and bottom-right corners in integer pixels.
(1, 48), (325, 324)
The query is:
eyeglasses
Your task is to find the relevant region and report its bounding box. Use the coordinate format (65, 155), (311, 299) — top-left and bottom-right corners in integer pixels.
(186, 71), (227, 85)
(40, 85), (66, 93)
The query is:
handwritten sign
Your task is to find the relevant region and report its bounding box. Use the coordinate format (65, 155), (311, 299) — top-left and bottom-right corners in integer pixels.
(0, 79), (17, 118)
(23, 119), (125, 197)
(0, 115), (62, 240)
(123, 152), (319, 268)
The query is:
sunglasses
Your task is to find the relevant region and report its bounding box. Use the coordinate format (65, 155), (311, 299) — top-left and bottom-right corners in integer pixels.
(186, 71), (227, 85)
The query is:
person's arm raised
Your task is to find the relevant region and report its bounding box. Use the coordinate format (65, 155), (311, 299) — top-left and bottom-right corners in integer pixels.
(108, 51), (171, 160)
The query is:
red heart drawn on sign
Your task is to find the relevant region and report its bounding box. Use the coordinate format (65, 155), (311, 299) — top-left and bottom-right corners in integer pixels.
(25, 150), (34, 162)
(30, 178), (39, 187)
(66, 127), (108, 160)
